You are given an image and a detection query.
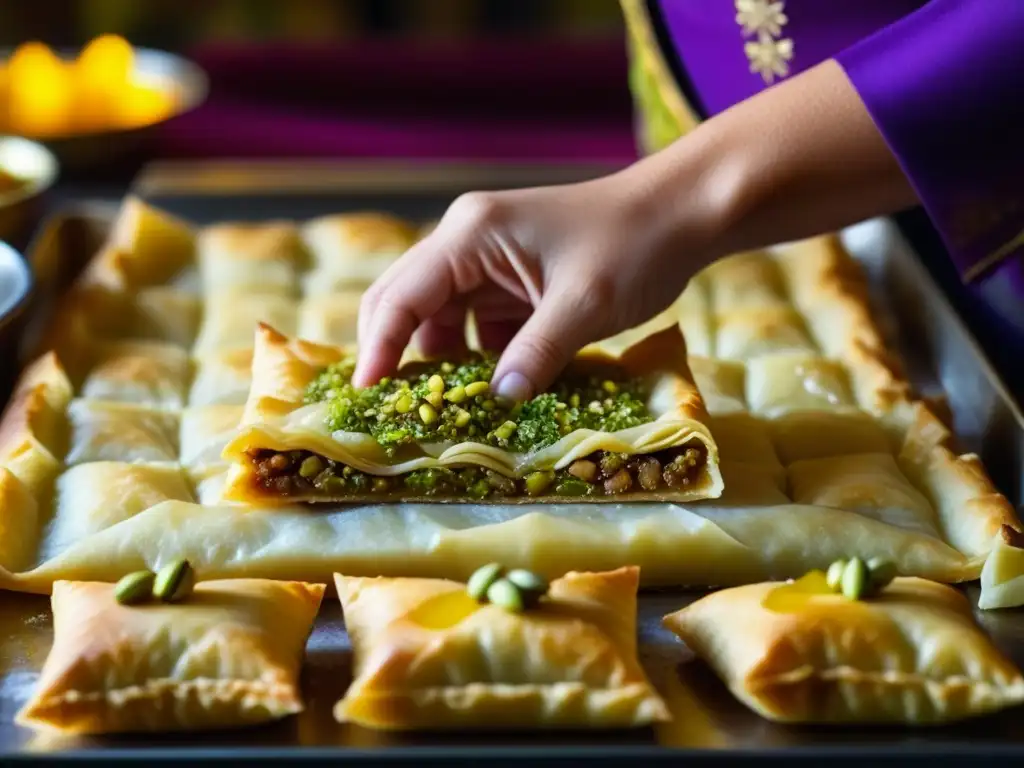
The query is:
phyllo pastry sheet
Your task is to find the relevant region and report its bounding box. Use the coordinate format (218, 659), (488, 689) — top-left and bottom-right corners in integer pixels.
(664, 574), (1024, 725)
(334, 566), (669, 730)
(0, 196), (1017, 603)
(300, 212), (419, 294)
(221, 324), (723, 504)
(16, 578), (324, 734)
(978, 526), (1024, 609)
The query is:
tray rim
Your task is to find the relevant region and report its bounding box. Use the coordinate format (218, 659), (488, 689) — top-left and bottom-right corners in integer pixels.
(130, 159), (628, 196)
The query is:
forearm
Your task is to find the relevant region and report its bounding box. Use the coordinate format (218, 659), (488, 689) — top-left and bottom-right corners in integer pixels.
(625, 59), (918, 268)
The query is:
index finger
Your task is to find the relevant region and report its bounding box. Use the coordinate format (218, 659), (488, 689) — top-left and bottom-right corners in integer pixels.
(352, 238), (456, 387)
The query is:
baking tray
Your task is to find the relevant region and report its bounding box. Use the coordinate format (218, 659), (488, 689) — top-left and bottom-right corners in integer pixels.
(3, 161), (1024, 765)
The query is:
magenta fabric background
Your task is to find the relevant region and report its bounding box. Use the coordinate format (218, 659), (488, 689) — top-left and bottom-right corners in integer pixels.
(158, 40), (639, 162)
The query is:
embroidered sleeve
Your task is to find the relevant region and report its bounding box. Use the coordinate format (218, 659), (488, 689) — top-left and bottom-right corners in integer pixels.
(735, 0), (793, 84)
(837, 0), (1024, 282)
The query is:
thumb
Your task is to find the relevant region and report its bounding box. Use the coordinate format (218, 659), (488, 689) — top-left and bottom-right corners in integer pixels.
(491, 286), (610, 401)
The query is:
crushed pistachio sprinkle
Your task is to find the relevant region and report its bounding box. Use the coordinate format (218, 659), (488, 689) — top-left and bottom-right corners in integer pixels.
(304, 353), (653, 455)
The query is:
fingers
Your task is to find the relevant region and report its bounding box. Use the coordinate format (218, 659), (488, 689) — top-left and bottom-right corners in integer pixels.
(414, 302), (468, 359)
(355, 192), (505, 384)
(491, 280), (613, 401)
(353, 239), (456, 387)
(467, 286), (532, 352)
(475, 318), (524, 353)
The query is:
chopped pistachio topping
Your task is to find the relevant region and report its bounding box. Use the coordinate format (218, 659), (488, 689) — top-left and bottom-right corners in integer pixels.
(304, 353), (653, 455)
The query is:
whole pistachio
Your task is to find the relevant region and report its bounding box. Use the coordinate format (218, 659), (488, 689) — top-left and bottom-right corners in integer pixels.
(866, 557), (897, 591)
(524, 471), (555, 496)
(840, 557), (868, 601)
(418, 403), (438, 425)
(153, 559), (196, 603)
(466, 562), (504, 602)
(486, 578), (525, 612)
(114, 570), (156, 606)
(825, 559), (847, 591)
(506, 569), (549, 606)
(445, 386), (466, 404)
(299, 455), (324, 478)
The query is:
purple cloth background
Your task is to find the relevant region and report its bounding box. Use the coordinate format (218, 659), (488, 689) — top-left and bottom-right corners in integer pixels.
(662, 0), (923, 117)
(838, 0), (1024, 280)
(158, 39), (639, 162)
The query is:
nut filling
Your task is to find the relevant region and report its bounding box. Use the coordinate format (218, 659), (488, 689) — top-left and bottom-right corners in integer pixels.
(247, 443), (706, 500)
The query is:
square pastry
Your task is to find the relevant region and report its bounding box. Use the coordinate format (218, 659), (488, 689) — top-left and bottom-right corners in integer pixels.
(46, 286), (202, 349)
(16, 578), (324, 734)
(187, 348), (255, 407)
(128, 288), (204, 347)
(300, 213), (417, 292)
(787, 453), (941, 538)
(66, 400), (180, 465)
(191, 294), (298, 357)
(745, 352), (856, 417)
(334, 566), (669, 730)
(714, 307), (817, 362)
(663, 576), (1024, 724)
(701, 251), (789, 312)
(78, 197), (196, 291)
(42, 462), (195, 561)
(179, 404), (245, 468)
(197, 222), (307, 296)
(78, 342), (192, 411)
(768, 410), (892, 466)
(296, 293), (362, 345)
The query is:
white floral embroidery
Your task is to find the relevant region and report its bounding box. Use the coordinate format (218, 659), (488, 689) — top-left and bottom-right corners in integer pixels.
(744, 33), (794, 83)
(735, 0), (788, 37)
(735, 0), (793, 84)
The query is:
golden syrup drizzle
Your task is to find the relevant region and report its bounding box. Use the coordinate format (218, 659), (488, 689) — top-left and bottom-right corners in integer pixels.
(761, 570), (843, 613)
(405, 590), (481, 630)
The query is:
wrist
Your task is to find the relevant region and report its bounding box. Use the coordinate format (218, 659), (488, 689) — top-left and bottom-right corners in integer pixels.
(626, 61), (917, 263)
(616, 119), (750, 276)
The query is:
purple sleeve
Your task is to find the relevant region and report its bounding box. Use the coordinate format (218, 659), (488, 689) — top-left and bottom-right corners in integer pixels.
(836, 0), (1024, 282)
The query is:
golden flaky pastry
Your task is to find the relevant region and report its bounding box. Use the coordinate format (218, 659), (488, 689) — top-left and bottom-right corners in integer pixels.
(300, 212), (418, 293)
(221, 324), (722, 505)
(978, 526), (1024, 609)
(16, 579), (324, 734)
(334, 566), (669, 730)
(663, 575), (1024, 725)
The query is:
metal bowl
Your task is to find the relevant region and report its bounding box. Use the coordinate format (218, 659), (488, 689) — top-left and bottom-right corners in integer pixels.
(0, 136), (58, 245)
(0, 239), (33, 397)
(1, 47), (208, 173)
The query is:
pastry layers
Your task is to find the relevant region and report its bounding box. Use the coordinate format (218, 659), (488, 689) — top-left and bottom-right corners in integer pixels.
(220, 325), (723, 504)
(16, 578), (324, 734)
(0, 198), (1017, 602)
(334, 566), (669, 730)
(664, 575), (1024, 724)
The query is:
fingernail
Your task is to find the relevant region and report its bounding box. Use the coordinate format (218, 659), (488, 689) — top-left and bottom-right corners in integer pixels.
(494, 372), (533, 402)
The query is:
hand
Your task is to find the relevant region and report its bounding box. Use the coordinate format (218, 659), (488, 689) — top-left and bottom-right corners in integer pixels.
(353, 171), (703, 400)
(353, 61), (917, 399)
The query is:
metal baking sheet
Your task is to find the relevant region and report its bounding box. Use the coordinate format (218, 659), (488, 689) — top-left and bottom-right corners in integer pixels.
(3, 161), (1024, 764)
